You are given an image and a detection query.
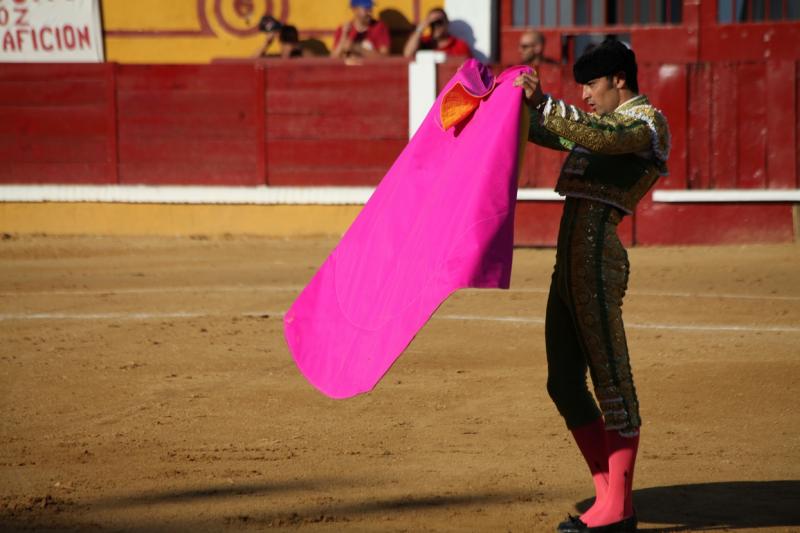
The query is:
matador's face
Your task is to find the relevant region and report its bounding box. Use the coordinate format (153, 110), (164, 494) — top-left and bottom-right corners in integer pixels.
(581, 75), (625, 115)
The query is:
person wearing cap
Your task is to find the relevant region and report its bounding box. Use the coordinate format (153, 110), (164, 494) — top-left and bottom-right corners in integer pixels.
(279, 25), (306, 58)
(403, 7), (471, 59)
(256, 15), (283, 57)
(332, 0), (390, 59)
(514, 39), (670, 533)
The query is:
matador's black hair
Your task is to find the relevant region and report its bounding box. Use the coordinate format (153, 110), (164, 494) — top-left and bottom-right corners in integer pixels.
(573, 38), (639, 93)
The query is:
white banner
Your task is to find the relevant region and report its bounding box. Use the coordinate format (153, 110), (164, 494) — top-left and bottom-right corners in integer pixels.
(0, 0), (104, 62)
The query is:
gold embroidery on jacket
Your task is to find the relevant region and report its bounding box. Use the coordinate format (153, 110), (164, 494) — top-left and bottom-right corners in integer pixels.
(528, 94), (671, 214)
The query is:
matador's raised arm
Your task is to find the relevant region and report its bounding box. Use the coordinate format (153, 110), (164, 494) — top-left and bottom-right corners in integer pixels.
(528, 94), (670, 171)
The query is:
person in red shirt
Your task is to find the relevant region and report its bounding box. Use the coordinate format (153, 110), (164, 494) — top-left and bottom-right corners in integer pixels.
(403, 8), (472, 59)
(332, 0), (390, 59)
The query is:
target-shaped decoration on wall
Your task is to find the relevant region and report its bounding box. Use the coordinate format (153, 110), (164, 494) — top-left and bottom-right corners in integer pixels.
(206, 0), (290, 37)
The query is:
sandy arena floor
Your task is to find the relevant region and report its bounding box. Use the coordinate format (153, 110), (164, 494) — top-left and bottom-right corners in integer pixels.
(1, 235), (799, 532)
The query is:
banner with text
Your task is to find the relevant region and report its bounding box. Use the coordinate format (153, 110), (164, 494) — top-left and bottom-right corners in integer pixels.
(0, 0), (104, 62)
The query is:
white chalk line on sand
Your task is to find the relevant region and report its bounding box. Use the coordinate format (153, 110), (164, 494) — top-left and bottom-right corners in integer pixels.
(1, 309), (798, 334)
(0, 285), (304, 296)
(507, 287), (800, 302)
(2, 284), (800, 302)
(437, 314), (800, 333)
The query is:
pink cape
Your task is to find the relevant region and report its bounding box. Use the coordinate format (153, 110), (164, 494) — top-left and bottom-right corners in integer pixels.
(284, 60), (531, 398)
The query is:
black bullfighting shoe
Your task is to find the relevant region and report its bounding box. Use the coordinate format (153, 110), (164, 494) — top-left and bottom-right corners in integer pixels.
(557, 514), (586, 532)
(556, 514), (638, 533)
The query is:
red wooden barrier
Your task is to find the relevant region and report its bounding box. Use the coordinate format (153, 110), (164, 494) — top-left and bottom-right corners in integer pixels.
(116, 64), (262, 185)
(0, 58), (797, 244)
(4, 59), (795, 194)
(264, 58), (408, 185)
(635, 197), (796, 245)
(766, 61), (797, 189)
(513, 202), (635, 248)
(0, 63), (116, 184)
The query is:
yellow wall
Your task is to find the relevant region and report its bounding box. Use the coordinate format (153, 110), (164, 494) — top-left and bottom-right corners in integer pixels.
(0, 203), (362, 237)
(102, 0), (443, 63)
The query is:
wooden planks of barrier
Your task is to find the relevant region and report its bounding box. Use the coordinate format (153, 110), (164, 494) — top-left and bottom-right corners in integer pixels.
(116, 64), (261, 185)
(0, 63), (115, 184)
(263, 58), (409, 186)
(0, 59), (797, 245)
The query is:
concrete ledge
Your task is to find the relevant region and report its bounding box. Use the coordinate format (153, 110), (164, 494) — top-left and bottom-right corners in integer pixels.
(653, 189), (800, 203)
(0, 185), (563, 204)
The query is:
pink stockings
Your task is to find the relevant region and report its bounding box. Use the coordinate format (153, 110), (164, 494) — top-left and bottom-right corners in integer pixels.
(571, 418), (639, 527)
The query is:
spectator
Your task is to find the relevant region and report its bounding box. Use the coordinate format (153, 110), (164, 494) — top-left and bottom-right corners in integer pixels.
(403, 8), (472, 59)
(279, 25), (305, 58)
(256, 15), (283, 57)
(518, 30), (557, 67)
(332, 0), (390, 59)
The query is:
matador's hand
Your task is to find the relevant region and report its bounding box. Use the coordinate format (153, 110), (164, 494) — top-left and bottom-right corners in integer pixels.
(513, 71), (546, 110)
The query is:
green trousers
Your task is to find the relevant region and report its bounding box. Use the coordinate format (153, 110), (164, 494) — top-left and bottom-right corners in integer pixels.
(545, 197), (641, 434)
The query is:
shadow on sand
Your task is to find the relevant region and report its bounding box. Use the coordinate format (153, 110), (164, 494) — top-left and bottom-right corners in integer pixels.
(89, 478), (525, 516)
(8, 479), (796, 531)
(0, 479), (529, 531)
(576, 480), (800, 531)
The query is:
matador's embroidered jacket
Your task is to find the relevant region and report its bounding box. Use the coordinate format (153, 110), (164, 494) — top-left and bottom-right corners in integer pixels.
(529, 94), (670, 213)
